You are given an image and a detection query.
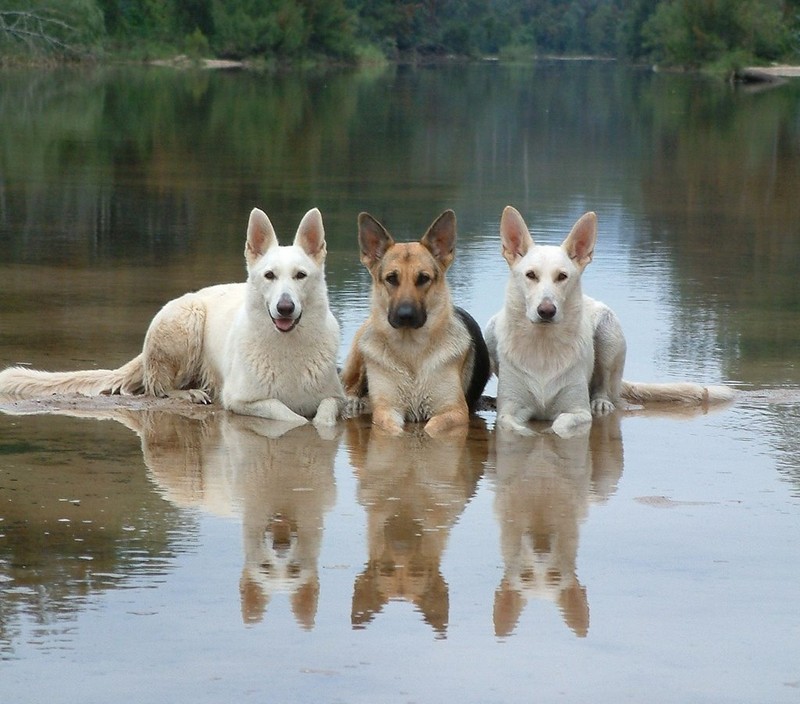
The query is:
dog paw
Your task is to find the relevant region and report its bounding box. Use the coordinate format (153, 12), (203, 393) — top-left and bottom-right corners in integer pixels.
(315, 423), (341, 441)
(343, 395), (370, 419)
(372, 412), (405, 435)
(167, 388), (211, 404)
(190, 389), (212, 404)
(552, 412), (591, 438)
(424, 421), (468, 440)
(274, 409), (309, 424)
(590, 397), (615, 416)
(313, 398), (339, 427)
(424, 414), (467, 438)
(497, 413), (536, 436)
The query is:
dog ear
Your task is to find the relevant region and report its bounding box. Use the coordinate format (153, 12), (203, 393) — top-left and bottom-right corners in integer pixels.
(421, 209), (457, 270)
(291, 577), (320, 631)
(562, 212), (597, 269)
(559, 581), (589, 638)
(294, 208), (327, 264)
(493, 578), (525, 638)
(358, 213), (394, 268)
(500, 206), (533, 266)
(245, 208), (278, 265)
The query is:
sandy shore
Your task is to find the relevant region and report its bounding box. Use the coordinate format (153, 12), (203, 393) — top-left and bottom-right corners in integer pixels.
(150, 55), (245, 70)
(739, 65), (800, 82)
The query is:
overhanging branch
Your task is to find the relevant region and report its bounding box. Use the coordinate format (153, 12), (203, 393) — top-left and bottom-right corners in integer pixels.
(0, 9), (82, 56)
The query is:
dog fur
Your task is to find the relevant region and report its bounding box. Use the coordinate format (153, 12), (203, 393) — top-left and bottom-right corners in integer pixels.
(0, 208), (344, 426)
(341, 210), (490, 436)
(345, 417), (487, 635)
(485, 205), (735, 437)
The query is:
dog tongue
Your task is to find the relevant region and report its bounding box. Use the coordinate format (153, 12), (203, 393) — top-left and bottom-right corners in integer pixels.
(273, 317), (295, 332)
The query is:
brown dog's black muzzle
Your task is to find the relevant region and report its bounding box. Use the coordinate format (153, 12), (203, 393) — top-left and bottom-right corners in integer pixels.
(388, 301), (427, 329)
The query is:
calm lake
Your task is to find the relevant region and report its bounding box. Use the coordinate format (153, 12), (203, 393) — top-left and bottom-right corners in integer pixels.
(1, 61), (799, 703)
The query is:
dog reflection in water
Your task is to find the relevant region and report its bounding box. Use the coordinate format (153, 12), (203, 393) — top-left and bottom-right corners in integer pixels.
(345, 420), (487, 637)
(113, 410), (338, 629)
(491, 414), (623, 637)
(231, 418), (337, 628)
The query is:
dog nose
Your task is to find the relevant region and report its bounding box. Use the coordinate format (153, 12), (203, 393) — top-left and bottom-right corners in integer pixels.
(537, 300), (557, 321)
(395, 303), (415, 322)
(389, 302), (426, 329)
(276, 294), (295, 317)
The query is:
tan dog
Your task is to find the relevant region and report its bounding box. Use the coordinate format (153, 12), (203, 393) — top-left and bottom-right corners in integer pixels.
(345, 418), (487, 635)
(341, 210), (490, 435)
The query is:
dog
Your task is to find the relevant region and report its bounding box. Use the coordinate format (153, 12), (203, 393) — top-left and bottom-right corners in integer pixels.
(0, 208), (344, 426)
(491, 415), (623, 638)
(485, 205), (735, 437)
(340, 210), (491, 436)
(345, 416), (487, 635)
(229, 419), (338, 629)
(49, 407), (338, 629)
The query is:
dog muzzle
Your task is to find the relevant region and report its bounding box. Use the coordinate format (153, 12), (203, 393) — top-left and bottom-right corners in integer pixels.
(388, 302), (427, 329)
(272, 294), (301, 332)
(271, 313), (301, 332)
(535, 300), (557, 322)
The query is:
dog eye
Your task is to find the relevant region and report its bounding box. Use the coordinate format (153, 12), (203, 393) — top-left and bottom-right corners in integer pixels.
(294, 271), (307, 280)
(385, 272), (399, 286)
(556, 272), (568, 282)
(264, 271), (276, 280)
(525, 271), (538, 281)
(415, 273), (431, 286)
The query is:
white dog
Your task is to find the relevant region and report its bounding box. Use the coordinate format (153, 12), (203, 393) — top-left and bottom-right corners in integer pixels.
(0, 208), (344, 426)
(485, 206), (735, 437)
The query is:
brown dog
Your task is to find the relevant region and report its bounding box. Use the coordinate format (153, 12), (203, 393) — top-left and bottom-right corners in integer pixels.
(341, 210), (490, 435)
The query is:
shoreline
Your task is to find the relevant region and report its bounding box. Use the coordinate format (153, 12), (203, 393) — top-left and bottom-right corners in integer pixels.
(3, 388), (797, 421)
(737, 64), (800, 84)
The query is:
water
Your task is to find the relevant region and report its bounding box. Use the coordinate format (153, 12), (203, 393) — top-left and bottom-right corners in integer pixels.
(0, 61), (799, 703)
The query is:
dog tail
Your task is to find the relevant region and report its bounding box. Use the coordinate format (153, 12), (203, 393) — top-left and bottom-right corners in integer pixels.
(0, 355), (145, 398)
(454, 306), (492, 413)
(620, 380), (735, 406)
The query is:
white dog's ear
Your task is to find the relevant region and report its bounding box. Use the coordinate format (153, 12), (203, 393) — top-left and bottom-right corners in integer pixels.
(421, 209), (456, 270)
(246, 208), (278, 264)
(294, 208), (327, 264)
(500, 206), (533, 266)
(562, 212), (597, 269)
(358, 212), (394, 268)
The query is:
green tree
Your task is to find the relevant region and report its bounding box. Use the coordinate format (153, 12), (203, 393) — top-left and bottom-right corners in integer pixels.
(96, 0), (175, 40)
(347, 0), (512, 57)
(2, 0), (797, 67)
(302, 0), (355, 56)
(211, 0), (354, 59)
(348, 0), (425, 54)
(614, 0), (659, 59)
(643, 0), (791, 68)
(173, 0), (214, 37)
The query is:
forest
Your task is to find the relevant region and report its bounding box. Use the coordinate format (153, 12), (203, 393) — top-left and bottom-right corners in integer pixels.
(1, 0), (799, 72)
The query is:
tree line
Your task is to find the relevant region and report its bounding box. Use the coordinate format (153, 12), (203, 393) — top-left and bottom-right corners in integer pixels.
(1, 0), (798, 71)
